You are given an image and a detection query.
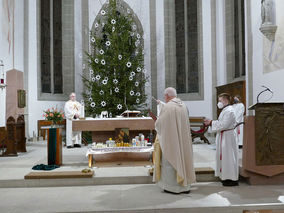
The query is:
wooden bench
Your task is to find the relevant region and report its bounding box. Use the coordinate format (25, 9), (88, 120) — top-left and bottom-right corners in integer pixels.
(0, 127), (7, 155)
(0, 117), (18, 156)
(189, 117), (209, 144)
(16, 115), (26, 152)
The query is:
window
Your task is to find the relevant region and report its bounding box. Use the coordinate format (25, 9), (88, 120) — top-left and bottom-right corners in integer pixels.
(38, 0), (75, 101)
(40, 0), (63, 94)
(175, 0), (200, 94)
(233, 0), (245, 78)
(225, 0), (246, 81)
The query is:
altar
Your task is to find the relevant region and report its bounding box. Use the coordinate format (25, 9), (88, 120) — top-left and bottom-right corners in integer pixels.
(73, 117), (155, 166)
(72, 117), (155, 142)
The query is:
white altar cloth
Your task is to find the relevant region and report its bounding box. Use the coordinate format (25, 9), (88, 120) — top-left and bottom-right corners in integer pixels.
(85, 117), (153, 121)
(86, 146), (154, 157)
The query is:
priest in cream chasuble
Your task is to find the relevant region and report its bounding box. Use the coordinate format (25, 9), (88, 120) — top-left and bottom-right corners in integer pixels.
(64, 93), (83, 148)
(155, 87), (196, 194)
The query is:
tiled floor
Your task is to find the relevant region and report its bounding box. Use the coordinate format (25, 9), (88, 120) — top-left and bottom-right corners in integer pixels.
(0, 183), (283, 213)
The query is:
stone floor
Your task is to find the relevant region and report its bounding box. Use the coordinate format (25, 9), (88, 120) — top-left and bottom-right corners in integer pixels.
(0, 183), (283, 213)
(0, 139), (218, 181)
(1, 140), (283, 213)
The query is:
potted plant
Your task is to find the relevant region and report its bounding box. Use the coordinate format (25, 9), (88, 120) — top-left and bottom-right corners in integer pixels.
(43, 107), (64, 127)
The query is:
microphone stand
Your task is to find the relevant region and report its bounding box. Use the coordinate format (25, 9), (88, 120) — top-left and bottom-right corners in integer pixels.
(257, 88), (272, 103)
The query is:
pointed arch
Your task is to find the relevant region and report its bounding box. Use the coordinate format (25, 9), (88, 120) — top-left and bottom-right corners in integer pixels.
(90, 0), (144, 45)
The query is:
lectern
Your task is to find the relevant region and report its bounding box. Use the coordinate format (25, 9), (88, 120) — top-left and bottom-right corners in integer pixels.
(240, 103), (284, 184)
(43, 127), (62, 166)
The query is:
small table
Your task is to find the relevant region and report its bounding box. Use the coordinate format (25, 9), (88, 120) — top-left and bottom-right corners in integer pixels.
(86, 146), (154, 168)
(41, 126), (64, 165)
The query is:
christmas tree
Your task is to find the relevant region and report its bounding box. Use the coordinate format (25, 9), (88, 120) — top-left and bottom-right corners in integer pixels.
(82, 0), (148, 117)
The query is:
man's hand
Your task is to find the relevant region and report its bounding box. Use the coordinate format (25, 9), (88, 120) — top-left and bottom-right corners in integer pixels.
(204, 119), (212, 126)
(152, 96), (161, 105)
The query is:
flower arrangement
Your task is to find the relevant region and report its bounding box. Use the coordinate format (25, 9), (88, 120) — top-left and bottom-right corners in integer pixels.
(43, 107), (64, 125)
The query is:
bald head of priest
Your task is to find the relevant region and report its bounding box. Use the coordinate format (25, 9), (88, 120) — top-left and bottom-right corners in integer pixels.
(69, 92), (77, 102)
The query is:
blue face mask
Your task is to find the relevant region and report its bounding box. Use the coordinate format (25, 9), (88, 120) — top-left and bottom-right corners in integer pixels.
(234, 98), (239, 104)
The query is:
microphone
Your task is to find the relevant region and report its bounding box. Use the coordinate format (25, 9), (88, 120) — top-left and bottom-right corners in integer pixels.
(261, 85), (273, 93)
(257, 85), (274, 103)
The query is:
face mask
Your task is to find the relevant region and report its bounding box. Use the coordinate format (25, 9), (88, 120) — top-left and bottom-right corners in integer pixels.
(217, 102), (224, 109)
(234, 98), (239, 104)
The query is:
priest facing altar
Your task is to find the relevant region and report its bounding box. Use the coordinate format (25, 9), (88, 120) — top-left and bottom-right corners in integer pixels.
(154, 87), (196, 194)
(64, 93), (84, 148)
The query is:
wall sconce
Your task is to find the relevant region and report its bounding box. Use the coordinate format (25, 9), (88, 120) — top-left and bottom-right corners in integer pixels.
(0, 60), (7, 89)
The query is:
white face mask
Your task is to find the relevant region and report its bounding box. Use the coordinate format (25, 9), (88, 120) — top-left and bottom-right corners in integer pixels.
(217, 102), (224, 109)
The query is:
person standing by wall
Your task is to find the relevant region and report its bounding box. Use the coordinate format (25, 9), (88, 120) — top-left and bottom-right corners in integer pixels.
(232, 95), (245, 148)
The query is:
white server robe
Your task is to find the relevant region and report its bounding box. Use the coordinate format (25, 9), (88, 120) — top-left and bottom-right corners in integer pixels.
(232, 103), (245, 146)
(64, 100), (83, 146)
(211, 105), (238, 181)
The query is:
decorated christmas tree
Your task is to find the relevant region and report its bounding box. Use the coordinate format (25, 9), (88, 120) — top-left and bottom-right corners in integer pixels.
(82, 0), (148, 117)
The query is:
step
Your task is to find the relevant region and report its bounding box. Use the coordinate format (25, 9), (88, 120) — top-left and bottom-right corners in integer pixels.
(0, 167), (217, 188)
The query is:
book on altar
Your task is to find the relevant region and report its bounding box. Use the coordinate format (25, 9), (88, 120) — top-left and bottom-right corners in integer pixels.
(121, 110), (141, 117)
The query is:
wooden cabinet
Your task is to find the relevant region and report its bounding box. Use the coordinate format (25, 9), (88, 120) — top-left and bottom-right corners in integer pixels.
(240, 103), (284, 184)
(216, 80), (246, 116)
(249, 103), (284, 166)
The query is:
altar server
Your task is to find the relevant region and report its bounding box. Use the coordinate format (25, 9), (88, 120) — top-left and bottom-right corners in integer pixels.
(232, 95), (245, 147)
(64, 92), (82, 148)
(155, 87), (196, 194)
(204, 93), (238, 186)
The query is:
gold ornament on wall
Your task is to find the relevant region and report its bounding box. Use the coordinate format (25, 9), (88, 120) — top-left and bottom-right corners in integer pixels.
(17, 90), (26, 108)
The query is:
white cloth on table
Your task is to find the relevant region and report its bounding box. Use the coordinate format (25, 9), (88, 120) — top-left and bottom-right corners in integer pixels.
(211, 105), (238, 181)
(232, 103), (245, 146)
(64, 100), (83, 146)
